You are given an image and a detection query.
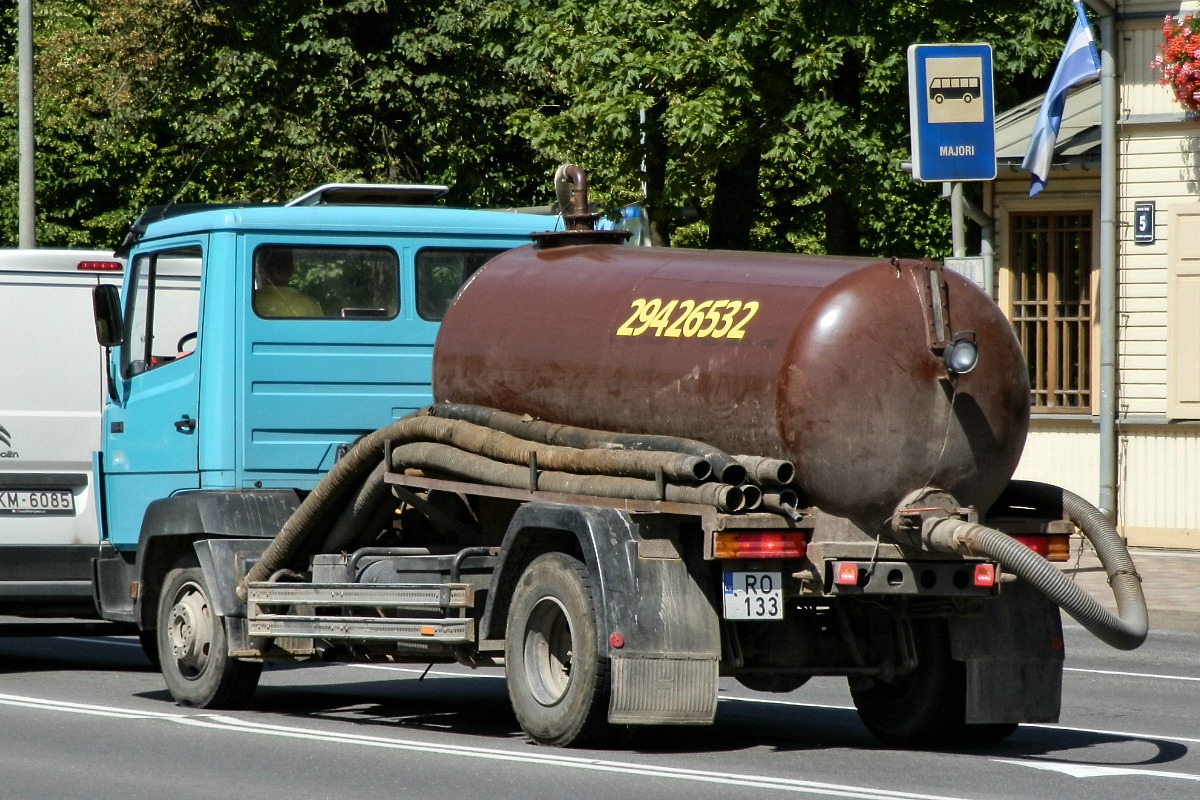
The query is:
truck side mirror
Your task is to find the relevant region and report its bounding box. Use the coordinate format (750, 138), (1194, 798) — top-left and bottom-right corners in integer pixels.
(92, 284), (124, 347)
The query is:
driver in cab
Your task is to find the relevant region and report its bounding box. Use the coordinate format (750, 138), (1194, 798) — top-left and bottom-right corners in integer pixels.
(253, 250), (323, 318)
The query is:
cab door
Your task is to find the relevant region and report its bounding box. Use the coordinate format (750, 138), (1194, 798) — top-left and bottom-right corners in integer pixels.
(101, 243), (204, 551)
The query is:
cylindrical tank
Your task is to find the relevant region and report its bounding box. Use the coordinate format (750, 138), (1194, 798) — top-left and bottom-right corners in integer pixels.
(433, 244), (1030, 528)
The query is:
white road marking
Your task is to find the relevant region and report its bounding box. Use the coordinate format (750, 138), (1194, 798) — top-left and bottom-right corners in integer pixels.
(0, 691), (975, 800)
(997, 759), (1200, 782)
(1064, 666), (1200, 683)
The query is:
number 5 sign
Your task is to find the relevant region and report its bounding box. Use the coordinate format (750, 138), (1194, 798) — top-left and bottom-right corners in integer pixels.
(1134, 201), (1155, 245)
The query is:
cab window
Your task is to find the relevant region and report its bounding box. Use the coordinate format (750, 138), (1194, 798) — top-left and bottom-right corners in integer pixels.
(415, 248), (503, 321)
(122, 247), (202, 378)
(252, 245), (398, 320)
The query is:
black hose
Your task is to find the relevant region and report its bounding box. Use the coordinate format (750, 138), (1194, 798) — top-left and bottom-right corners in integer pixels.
(321, 463), (391, 553)
(391, 441), (745, 512)
(405, 414), (711, 482)
(925, 482), (1148, 650)
(734, 455), (795, 487)
(431, 403), (747, 485)
(240, 413), (424, 596)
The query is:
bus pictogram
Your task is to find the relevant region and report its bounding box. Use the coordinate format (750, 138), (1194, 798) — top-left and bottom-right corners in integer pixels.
(928, 76), (980, 104)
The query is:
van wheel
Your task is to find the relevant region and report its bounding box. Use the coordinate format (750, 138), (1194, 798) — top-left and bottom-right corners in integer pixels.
(157, 566), (261, 708)
(505, 553), (613, 747)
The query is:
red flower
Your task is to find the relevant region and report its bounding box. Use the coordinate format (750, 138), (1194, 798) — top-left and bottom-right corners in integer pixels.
(1154, 14), (1200, 113)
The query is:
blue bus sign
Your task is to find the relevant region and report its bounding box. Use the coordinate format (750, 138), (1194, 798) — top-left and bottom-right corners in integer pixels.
(907, 43), (996, 182)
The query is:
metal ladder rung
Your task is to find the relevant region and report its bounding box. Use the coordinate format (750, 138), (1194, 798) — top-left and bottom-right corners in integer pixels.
(247, 614), (475, 643)
(245, 582), (473, 609)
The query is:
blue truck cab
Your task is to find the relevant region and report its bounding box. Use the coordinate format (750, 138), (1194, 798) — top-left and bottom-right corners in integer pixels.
(91, 190), (556, 631)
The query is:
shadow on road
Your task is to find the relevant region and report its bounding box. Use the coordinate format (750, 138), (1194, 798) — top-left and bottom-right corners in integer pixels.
(123, 667), (1191, 769)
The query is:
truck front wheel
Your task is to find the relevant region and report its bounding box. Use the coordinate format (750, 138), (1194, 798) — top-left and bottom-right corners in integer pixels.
(504, 552), (612, 747)
(157, 566), (261, 709)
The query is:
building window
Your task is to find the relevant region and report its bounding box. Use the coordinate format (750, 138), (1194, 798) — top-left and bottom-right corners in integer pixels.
(1009, 211), (1093, 412)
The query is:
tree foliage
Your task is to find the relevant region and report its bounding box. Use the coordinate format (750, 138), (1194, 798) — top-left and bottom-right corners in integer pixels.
(488, 0), (1072, 254)
(1, 0), (1074, 256)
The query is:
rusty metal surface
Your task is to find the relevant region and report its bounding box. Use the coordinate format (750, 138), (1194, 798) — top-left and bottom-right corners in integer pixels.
(434, 244), (1029, 528)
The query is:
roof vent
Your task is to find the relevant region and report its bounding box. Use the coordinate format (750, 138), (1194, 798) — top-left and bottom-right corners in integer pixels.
(285, 183), (450, 207)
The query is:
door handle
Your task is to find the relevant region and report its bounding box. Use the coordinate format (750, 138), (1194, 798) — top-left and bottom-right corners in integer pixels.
(174, 416), (196, 433)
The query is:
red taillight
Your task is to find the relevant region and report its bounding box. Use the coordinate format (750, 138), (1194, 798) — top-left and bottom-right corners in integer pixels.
(77, 260), (122, 272)
(973, 563), (996, 587)
(1011, 535), (1071, 562)
(834, 562), (860, 585)
(713, 531), (807, 559)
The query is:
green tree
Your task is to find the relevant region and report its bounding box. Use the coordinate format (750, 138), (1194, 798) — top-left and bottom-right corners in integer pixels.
(1, 0), (1075, 253)
(3, 0), (550, 247)
(487, 0), (1073, 255)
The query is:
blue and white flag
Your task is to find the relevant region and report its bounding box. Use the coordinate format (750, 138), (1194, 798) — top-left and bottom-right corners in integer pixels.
(1021, 1), (1101, 196)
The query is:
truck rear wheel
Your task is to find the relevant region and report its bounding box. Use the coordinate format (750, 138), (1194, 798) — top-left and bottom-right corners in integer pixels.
(157, 566), (261, 709)
(849, 618), (1015, 747)
(504, 552), (612, 747)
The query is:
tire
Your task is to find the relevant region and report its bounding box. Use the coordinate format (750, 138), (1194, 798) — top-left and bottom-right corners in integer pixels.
(850, 618), (992, 747)
(138, 629), (160, 668)
(504, 552), (613, 747)
(157, 566), (261, 709)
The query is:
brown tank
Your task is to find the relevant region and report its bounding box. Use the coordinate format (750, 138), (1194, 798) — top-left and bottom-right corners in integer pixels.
(432, 244), (1030, 528)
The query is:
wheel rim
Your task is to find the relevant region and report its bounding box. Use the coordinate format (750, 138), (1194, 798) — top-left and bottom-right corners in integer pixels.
(167, 580), (214, 680)
(522, 596), (575, 706)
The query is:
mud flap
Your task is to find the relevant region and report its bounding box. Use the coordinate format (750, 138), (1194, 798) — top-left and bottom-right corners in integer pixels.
(949, 579), (1064, 724)
(610, 654), (719, 724)
(608, 536), (720, 725)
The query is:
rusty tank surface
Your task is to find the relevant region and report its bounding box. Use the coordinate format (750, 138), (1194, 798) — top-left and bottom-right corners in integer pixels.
(432, 243), (1029, 528)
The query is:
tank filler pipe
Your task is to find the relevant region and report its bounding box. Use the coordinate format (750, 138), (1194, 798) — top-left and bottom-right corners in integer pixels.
(431, 403), (749, 486)
(554, 164), (594, 231)
(920, 483), (1148, 651)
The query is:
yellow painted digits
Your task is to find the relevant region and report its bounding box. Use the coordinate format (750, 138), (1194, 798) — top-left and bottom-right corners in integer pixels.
(616, 298), (759, 339)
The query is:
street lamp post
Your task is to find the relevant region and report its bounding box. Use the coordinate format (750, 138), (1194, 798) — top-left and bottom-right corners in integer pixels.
(18, 0), (36, 248)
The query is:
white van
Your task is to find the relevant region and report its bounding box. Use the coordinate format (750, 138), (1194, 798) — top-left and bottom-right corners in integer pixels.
(0, 249), (125, 616)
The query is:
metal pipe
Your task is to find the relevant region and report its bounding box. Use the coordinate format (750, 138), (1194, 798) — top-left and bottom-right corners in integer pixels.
(1096, 10), (1118, 522)
(761, 489), (801, 518)
(347, 547), (432, 577)
(451, 547), (496, 582)
(553, 164), (592, 231)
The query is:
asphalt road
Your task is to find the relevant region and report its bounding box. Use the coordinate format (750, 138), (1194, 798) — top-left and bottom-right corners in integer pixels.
(1, 621), (1197, 800)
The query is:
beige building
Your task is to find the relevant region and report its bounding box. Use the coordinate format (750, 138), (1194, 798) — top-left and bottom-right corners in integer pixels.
(986, 1), (1200, 548)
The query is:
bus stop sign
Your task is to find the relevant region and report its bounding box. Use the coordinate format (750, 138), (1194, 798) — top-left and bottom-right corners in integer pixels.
(907, 43), (996, 182)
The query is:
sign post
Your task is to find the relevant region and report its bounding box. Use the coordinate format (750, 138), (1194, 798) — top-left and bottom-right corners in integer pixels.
(907, 43), (996, 182)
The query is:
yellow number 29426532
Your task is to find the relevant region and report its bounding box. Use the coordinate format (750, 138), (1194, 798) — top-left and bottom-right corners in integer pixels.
(616, 298), (759, 339)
